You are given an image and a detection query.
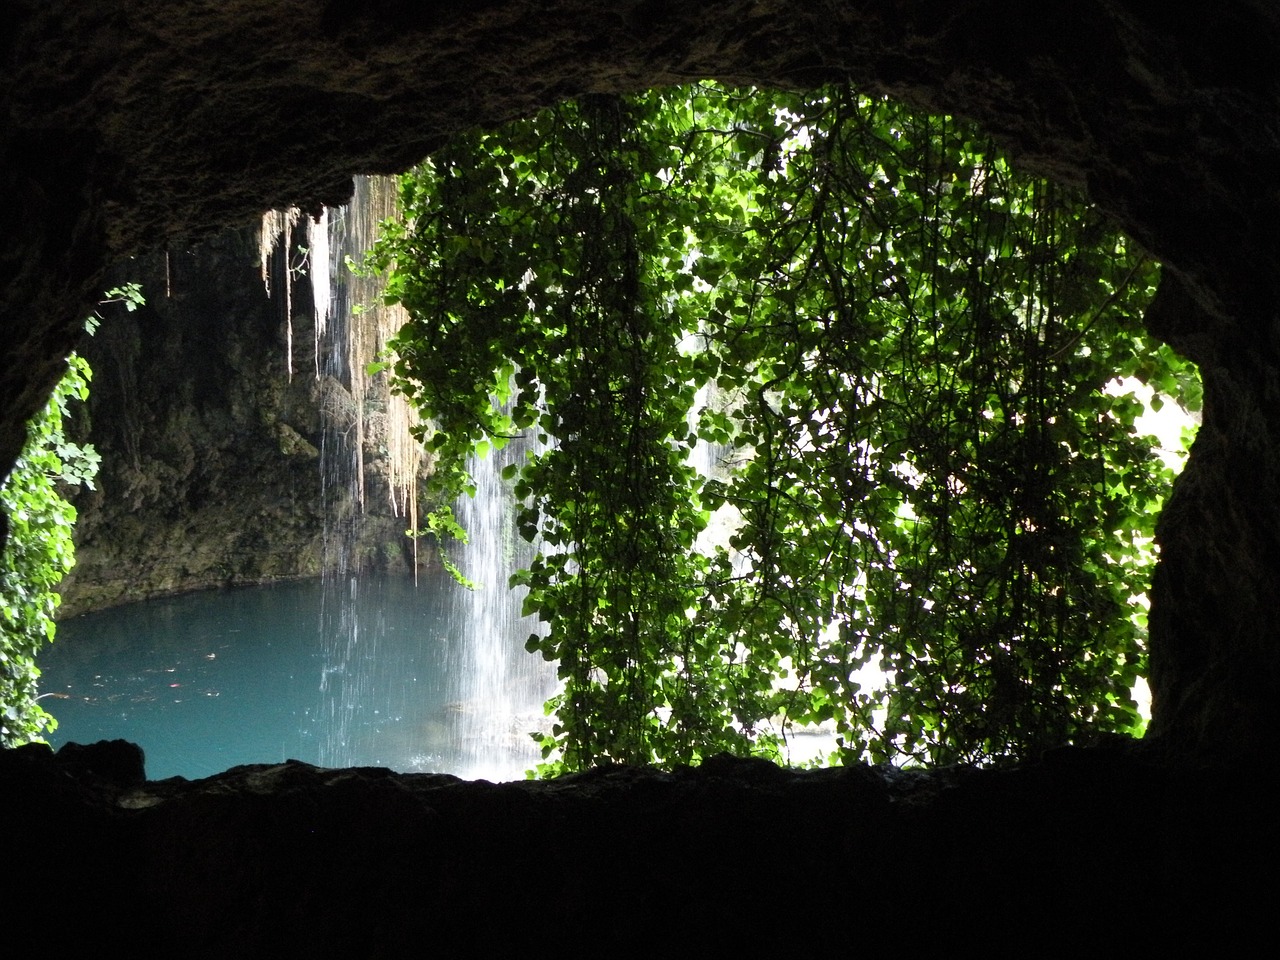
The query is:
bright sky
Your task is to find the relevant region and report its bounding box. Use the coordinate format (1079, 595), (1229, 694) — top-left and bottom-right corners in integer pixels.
(1108, 376), (1199, 723)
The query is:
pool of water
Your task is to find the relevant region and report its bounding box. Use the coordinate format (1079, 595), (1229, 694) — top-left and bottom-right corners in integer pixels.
(38, 572), (553, 782)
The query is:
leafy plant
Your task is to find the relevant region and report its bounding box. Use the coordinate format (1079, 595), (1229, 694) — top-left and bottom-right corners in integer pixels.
(0, 287), (131, 745)
(371, 85), (1196, 770)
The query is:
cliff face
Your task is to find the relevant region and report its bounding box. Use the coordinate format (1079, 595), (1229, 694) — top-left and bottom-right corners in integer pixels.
(59, 226), (418, 616)
(3, 1), (1280, 753)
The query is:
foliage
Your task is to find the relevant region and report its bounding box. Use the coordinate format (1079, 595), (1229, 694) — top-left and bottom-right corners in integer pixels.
(370, 85), (1196, 770)
(0, 286), (134, 745)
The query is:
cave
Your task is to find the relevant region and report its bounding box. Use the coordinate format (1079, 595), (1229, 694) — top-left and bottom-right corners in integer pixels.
(3, 2), (1278, 951)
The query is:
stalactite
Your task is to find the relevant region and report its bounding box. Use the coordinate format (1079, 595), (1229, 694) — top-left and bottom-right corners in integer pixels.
(339, 176), (424, 572)
(259, 207), (301, 379)
(256, 179), (423, 572)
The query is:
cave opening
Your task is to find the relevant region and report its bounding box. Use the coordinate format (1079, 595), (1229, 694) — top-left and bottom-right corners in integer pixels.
(4, 5), (1279, 949)
(33, 82), (1204, 777)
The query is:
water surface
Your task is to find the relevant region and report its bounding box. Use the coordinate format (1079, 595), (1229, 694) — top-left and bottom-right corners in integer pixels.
(39, 572), (552, 781)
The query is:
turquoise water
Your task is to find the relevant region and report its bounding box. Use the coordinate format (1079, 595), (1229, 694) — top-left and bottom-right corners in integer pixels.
(38, 572), (550, 781)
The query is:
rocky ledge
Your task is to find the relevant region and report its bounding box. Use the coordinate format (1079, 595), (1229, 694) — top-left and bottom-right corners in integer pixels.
(4, 739), (1271, 954)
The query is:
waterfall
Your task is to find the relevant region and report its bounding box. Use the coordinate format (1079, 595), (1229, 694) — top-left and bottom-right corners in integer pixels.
(308, 188), (366, 768)
(309, 175), (430, 769)
(444, 434), (555, 781)
(259, 178), (556, 778)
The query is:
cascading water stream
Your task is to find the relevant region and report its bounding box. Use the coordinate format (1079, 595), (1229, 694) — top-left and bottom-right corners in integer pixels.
(34, 182), (560, 781)
(277, 177), (556, 776)
(443, 434), (555, 780)
(313, 198), (366, 768)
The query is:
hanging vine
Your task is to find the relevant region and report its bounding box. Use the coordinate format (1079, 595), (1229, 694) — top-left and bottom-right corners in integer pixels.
(371, 84), (1196, 770)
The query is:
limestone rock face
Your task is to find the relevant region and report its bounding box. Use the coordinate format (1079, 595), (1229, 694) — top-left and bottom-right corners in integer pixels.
(3, 1), (1280, 752)
(59, 227), (417, 615)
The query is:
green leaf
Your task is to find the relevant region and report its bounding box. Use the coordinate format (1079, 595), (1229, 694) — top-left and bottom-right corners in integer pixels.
(371, 83), (1183, 772)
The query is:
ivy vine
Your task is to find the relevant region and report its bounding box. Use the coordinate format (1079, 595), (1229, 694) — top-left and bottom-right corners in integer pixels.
(371, 85), (1197, 770)
(0, 285), (138, 746)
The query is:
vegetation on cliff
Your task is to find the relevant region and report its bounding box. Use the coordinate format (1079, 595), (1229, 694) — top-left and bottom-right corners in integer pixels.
(0, 287), (139, 745)
(372, 84), (1199, 771)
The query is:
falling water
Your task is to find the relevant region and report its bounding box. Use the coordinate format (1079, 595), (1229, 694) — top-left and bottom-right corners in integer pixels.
(313, 191), (370, 769)
(261, 178), (556, 777)
(444, 435), (555, 780)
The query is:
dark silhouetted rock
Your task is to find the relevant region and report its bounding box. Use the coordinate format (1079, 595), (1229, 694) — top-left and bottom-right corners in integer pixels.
(3, 741), (1274, 954)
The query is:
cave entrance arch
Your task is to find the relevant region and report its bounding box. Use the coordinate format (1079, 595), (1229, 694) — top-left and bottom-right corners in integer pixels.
(5, 2), (1279, 759)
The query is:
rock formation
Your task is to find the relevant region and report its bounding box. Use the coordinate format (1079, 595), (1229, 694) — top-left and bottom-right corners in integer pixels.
(59, 225), (419, 615)
(4, 737), (1273, 952)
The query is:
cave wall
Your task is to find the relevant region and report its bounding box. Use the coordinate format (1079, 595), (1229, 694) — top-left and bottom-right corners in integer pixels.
(58, 226), (419, 616)
(4, 1), (1280, 755)
(9, 741), (1277, 953)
